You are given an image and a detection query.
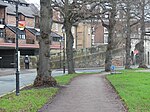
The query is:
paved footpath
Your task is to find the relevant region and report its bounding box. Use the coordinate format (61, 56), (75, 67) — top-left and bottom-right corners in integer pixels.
(39, 73), (127, 112)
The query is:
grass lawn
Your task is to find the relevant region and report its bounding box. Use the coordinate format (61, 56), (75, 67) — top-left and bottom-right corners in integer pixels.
(0, 72), (97, 112)
(107, 69), (150, 112)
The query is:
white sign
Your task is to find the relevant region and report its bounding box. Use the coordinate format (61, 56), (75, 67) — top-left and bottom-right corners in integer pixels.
(0, 24), (5, 28)
(18, 51), (20, 71)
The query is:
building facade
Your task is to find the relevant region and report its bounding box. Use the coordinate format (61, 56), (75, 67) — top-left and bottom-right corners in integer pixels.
(0, 0), (63, 68)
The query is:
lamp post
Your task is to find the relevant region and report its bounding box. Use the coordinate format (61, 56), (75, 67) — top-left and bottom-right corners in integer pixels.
(62, 26), (65, 74)
(59, 39), (62, 68)
(15, 0), (20, 96)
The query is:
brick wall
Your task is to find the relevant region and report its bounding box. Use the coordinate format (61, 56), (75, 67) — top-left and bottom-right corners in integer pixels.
(94, 23), (104, 44)
(0, 7), (5, 18)
(25, 17), (34, 27)
(0, 38), (4, 43)
(6, 15), (16, 25)
(6, 27), (15, 38)
(77, 22), (92, 49)
(25, 29), (38, 44)
(6, 14), (35, 28)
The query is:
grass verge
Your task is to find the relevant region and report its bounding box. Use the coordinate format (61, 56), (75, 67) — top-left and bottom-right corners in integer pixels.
(107, 69), (150, 112)
(0, 72), (98, 112)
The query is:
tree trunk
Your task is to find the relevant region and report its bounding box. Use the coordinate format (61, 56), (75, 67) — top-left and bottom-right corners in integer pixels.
(105, 29), (113, 72)
(64, 20), (75, 74)
(105, 0), (116, 72)
(34, 0), (57, 87)
(138, 0), (147, 68)
(125, 1), (132, 69)
(63, 0), (75, 74)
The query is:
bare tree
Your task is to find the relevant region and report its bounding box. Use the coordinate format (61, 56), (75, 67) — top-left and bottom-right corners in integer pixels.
(138, 0), (147, 68)
(34, 0), (57, 87)
(99, 0), (117, 71)
(134, 0), (150, 68)
(52, 0), (101, 74)
(118, 0), (140, 69)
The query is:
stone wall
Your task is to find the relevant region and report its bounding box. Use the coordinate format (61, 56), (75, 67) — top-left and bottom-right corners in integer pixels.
(21, 47), (125, 69)
(20, 56), (37, 69)
(50, 47), (125, 69)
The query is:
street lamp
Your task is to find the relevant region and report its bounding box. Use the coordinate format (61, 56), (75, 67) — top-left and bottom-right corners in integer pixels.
(59, 39), (62, 68)
(15, 0), (20, 96)
(62, 26), (65, 74)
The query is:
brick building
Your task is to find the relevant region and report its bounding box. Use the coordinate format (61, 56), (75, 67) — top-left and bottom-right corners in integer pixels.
(0, 0), (63, 68)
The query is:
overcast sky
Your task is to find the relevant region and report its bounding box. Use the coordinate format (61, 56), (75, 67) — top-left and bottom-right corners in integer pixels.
(26, 0), (40, 5)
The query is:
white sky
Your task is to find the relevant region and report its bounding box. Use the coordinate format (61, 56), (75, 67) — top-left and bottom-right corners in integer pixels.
(26, 0), (40, 5)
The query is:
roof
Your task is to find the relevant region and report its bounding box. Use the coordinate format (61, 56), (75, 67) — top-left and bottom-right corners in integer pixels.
(6, 4), (35, 17)
(26, 27), (63, 38)
(14, 0), (28, 4)
(0, 0), (39, 17)
(0, 0), (7, 7)
(51, 32), (63, 38)
(6, 25), (25, 35)
(26, 27), (40, 36)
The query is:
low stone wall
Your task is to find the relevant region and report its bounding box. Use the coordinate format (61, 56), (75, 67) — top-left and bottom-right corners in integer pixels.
(20, 47), (125, 69)
(74, 51), (106, 68)
(50, 47), (125, 69)
(20, 56), (38, 69)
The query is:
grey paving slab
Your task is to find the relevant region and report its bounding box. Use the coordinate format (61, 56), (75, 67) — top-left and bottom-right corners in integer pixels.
(39, 73), (127, 112)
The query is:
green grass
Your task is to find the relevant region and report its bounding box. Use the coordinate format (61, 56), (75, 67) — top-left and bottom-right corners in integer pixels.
(107, 69), (150, 112)
(0, 88), (58, 112)
(55, 74), (79, 85)
(55, 72), (98, 85)
(0, 72), (97, 112)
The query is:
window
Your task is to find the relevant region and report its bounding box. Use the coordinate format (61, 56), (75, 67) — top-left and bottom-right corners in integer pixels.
(104, 27), (108, 33)
(18, 14), (25, 21)
(104, 34), (108, 44)
(0, 29), (4, 38)
(53, 37), (61, 42)
(18, 34), (26, 39)
(35, 16), (40, 28)
(55, 24), (59, 32)
(88, 28), (91, 35)
(0, 18), (4, 24)
(3, 0), (8, 3)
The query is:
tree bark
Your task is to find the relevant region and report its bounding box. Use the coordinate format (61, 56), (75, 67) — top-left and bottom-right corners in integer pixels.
(64, 19), (75, 74)
(105, 29), (113, 71)
(34, 0), (57, 87)
(138, 0), (147, 68)
(125, 1), (132, 69)
(105, 0), (116, 72)
(63, 0), (75, 74)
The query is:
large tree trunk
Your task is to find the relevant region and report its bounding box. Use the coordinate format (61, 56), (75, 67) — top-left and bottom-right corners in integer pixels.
(105, 29), (113, 72)
(105, 0), (116, 72)
(125, 1), (132, 69)
(63, 0), (75, 74)
(64, 19), (75, 74)
(34, 0), (57, 87)
(138, 0), (147, 68)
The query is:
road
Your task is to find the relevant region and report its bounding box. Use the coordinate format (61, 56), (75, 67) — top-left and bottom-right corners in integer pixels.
(0, 67), (124, 96)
